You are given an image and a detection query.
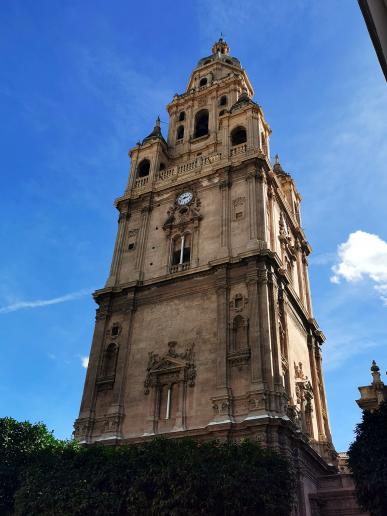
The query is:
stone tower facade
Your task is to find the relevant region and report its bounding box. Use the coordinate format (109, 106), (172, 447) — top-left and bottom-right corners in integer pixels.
(75, 39), (337, 512)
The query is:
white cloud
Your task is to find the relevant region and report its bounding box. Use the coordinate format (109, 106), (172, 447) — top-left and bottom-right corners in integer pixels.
(0, 288), (92, 314)
(81, 356), (89, 369)
(331, 230), (387, 304)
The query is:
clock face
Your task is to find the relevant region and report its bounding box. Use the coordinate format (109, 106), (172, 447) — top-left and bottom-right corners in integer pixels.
(177, 191), (193, 206)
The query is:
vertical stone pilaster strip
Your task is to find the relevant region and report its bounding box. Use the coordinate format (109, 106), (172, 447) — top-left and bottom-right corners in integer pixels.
(280, 290), (292, 399)
(257, 264), (274, 390)
(315, 346), (332, 441)
(76, 299), (111, 440)
(267, 270), (283, 389)
(219, 170), (231, 252)
(192, 222), (200, 267)
(256, 167), (269, 246)
(136, 203), (152, 278)
(308, 335), (324, 440)
(246, 170), (257, 241)
(302, 254), (313, 317)
(174, 380), (186, 431)
(106, 208), (130, 287)
(246, 263), (263, 386)
(295, 240), (305, 304)
(108, 291), (136, 437)
(267, 185), (276, 251)
(215, 267), (229, 395)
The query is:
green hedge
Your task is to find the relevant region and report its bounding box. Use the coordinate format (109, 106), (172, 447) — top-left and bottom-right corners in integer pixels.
(348, 401), (387, 516)
(1, 418), (296, 516)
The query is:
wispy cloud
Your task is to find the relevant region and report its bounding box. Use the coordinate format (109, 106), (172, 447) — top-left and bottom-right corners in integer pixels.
(0, 288), (93, 314)
(81, 356), (89, 369)
(331, 230), (387, 305)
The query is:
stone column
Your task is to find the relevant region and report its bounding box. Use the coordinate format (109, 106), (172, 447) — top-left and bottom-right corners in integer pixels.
(106, 207), (130, 287)
(307, 335), (324, 440)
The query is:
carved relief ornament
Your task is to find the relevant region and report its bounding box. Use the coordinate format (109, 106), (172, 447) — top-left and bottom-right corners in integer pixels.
(144, 341), (196, 395)
(162, 191), (202, 236)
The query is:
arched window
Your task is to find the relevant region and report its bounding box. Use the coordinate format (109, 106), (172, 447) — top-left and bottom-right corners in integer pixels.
(176, 125), (184, 140)
(219, 109), (226, 116)
(171, 233), (191, 268)
(219, 95), (227, 106)
(225, 59), (233, 64)
(199, 77), (207, 87)
(194, 109), (209, 138)
(101, 343), (118, 379)
(178, 111), (185, 121)
(159, 162), (166, 171)
(137, 159), (150, 178)
(230, 126), (247, 146)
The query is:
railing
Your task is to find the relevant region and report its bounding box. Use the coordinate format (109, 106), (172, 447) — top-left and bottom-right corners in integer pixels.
(133, 152), (223, 189)
(230, 143), (247, 157)
(170, 263), (190, 274)
(157, 153), (222, 183)
(134, 176), (149, 188)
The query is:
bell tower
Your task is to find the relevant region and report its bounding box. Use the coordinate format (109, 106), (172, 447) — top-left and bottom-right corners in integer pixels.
(75, 39), (336, 509)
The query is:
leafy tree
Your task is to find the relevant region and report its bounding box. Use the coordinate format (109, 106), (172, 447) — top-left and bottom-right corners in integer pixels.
(0, 417), (66, 515)
(14, 437), (295, 516)
(348, 401), (387, 516)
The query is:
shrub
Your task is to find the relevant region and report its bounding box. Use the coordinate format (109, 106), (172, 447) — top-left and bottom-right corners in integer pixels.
(348, 401), (387, 516)
(14, 437), (295, 516)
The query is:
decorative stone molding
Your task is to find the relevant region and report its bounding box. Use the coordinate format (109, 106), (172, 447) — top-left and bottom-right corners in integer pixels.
(106, 322), (122, 339)
(163, 191), (202, 236)
(232, 197), (246, 221)
(144, 341), (196, 395)
(211, 396), (231, 416)
(74, 417), (94, 441)
(229, 292), (248, 313)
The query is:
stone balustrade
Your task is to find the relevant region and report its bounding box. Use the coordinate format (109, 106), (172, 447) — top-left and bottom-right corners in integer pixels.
(134, 176), (149, 188)
(230, 143), (247, 157)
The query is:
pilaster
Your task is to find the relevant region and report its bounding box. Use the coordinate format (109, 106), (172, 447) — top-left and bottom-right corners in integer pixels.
(106, 207), (130, 287)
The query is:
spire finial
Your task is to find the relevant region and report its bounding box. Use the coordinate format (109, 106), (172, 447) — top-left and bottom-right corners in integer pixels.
(371, 360), (383, 386)
(156, 116), (160, 128)
(275, 153), (280, 165)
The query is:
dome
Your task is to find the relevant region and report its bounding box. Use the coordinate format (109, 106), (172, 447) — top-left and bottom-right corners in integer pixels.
(196, 38), (242, 69)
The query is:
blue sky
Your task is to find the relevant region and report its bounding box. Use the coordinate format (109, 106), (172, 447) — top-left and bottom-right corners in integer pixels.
(1, 0), (386, 452)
